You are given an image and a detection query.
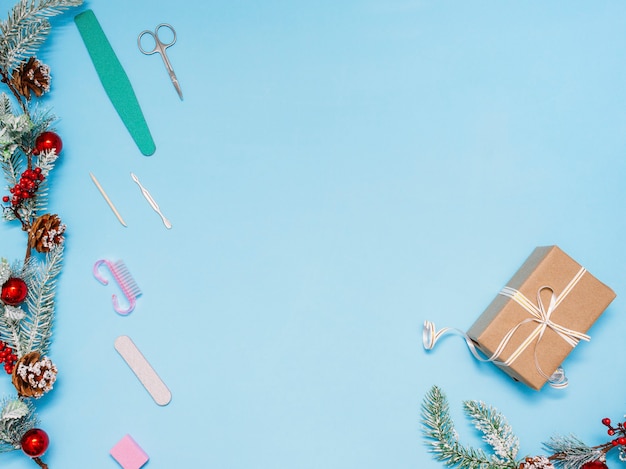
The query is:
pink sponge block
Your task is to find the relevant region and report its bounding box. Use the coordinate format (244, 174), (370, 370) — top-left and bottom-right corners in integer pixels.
(110, 434), (149, 469)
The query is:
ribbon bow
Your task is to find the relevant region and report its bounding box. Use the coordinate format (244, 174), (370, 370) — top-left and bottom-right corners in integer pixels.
(423, 267), (589, 389)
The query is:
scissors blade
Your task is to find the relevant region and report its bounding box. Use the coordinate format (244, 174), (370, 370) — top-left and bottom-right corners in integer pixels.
(160, 51), (183, 100)
(170, 73), (183, 100)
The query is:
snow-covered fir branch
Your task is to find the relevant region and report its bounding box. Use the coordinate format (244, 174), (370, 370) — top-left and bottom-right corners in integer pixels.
(0, 0), (83, 73)
(421, 385), (520, 469)
(0, 397), (37, 452)
(463, 400), (519, 463)
(544, 435), (606, 469)
(20, 243), (62, 355)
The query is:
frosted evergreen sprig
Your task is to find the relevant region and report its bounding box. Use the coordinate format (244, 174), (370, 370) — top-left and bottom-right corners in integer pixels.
(543, 434), (605, 468)
(0, 257), (37, 355)
(0, 99), (31, 162)
(421, 386), (626, 469)
(0, 304), (24, 356)
(0, 259), (9, 284)
(20, 244), (62, 355)
(421, 385), (520, 469)
(0, 0), (82, 73)
(0, 397), (37, 453)
(464, 400), (519, 463)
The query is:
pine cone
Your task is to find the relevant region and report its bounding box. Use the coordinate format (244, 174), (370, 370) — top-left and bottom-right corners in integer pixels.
(12, 351), (57, 398)
(28, 213), (66, 253)
(10, 57), (51, 100)
(519, 456), (555, 469)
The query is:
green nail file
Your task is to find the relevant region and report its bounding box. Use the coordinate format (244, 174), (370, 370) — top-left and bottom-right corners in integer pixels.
(75, 10), (156, 156)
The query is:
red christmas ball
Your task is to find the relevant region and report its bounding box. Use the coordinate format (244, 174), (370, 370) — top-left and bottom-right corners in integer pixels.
(20, 428), (49, 458)
(34, 131), (62, 155)
(0, 277), (28, 306)
(581, 461), (609, 469)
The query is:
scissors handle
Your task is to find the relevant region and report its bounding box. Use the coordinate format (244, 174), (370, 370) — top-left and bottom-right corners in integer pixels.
(137, 23), (176, 55)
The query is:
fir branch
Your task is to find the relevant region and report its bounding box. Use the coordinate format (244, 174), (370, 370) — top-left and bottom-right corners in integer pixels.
(0, 93), (31, 164)
(544, 434), (606, 469)
(20, 243), (62, 355)
(0, 304), (24, 356)
(0, 129), (24, 183)
(0, 0), (83, 73)
(0, 396), (37, 452)
(0, 261), (25, 352)
(0, 259), (8, 284)
(7, 0), (83, 21)
(26, 104), (54, 148)
(463, 400), (519, 463)
(0, 17), (49, 74)
(421, 385), (509, 469)
(0, 93), (10, 115)
(422, 385), (456, 447)
(0, 258), (34, 354)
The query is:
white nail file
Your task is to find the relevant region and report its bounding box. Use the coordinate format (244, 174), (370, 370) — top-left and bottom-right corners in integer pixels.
(114, 335), (172, 406)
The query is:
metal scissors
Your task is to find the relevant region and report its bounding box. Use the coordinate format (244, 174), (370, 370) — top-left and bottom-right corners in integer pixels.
(138, 23), (183, 100)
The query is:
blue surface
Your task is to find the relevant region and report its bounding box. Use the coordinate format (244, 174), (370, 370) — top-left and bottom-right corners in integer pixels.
(2, 1), (626, 468)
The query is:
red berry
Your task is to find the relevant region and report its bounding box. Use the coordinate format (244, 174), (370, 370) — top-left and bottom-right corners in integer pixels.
(608, 429), (615, 436)
(1, 196), (7, 203)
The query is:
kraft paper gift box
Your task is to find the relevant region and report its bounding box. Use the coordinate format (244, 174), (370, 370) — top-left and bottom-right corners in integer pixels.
(465, 245), (616, 390)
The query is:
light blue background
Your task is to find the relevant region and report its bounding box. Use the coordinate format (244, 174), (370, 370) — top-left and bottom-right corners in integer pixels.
(2, 1), (626, 468)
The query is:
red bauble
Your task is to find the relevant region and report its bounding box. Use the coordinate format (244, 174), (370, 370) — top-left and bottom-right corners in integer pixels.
(20, 428), (49, 458)
(581, 461), (609, 469)
(34, 131), (62, 155)
(0, 277), (28, 306)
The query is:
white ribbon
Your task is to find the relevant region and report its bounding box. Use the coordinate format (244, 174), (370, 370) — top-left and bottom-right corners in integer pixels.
(423, 267), (589, 389)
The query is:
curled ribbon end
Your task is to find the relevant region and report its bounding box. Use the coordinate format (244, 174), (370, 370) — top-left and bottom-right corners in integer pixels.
(423, 321), (436, 350)
(548, 366), (568, 389)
